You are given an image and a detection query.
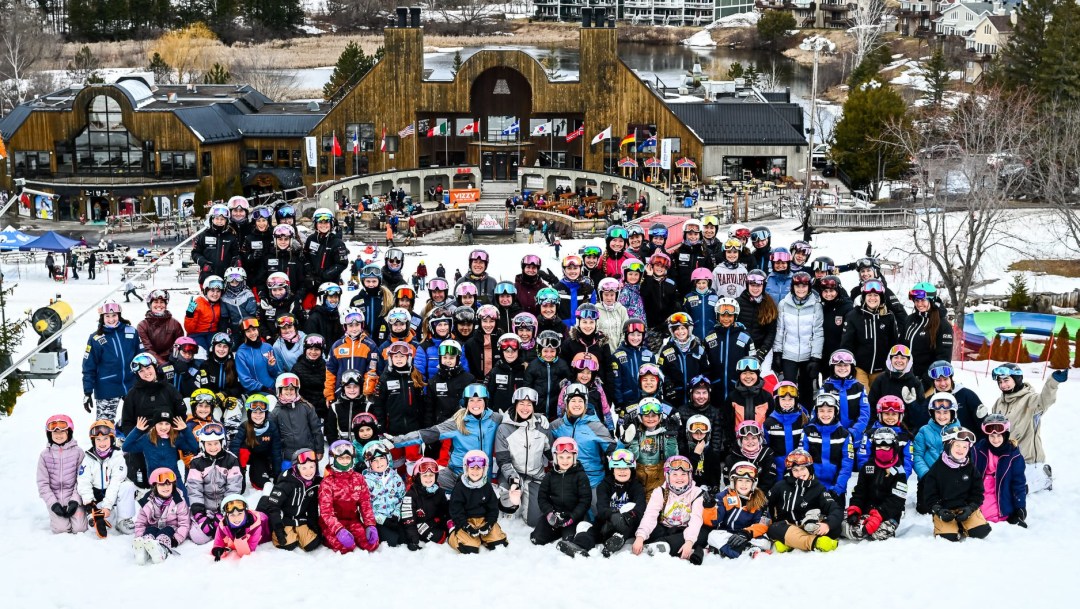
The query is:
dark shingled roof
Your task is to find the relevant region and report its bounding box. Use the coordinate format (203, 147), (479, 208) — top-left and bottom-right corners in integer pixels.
(0, 105), (33, 141)
(172, 106), (243, 144)
(232, 114), (324, 137)
(667, 102), (807, 146)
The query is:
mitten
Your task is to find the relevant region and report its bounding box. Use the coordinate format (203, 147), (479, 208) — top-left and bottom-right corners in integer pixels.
(238, 448), (251, 468)
(407, 542), (420, 551)
(478, 523), (492, 536)
(365, 525), (379, 546)
(901, 386), (917, 404)
(545, 512), (559, 527)
(806, 358), (820, 379)
(1007, 507), (1027, 526)
(718, 542), (743, 559)
(955, 505), (976, 523)
(772, 353), (783, 372)
(846, 505), (863, 525)
(620, 421), (637, 444)
(934, 506), (955, 522)
(274, 527), (287, 544)
(83, 394), (94, 414)
(211, 547), (228, 561)
(335, 528), (356, 549)
(186, 299), (198, 316)
(65, 500), (81, 517)
(864, 509), (884, 536)
(1052, 369), (1068, 383)
(50, 503), (66, 517)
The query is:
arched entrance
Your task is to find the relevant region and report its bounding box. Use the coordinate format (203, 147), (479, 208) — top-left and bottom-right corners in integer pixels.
(470, 67), (533, 180)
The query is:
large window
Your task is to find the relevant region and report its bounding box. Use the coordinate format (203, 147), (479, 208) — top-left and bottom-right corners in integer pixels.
(12, 151), (50, 178)
(160, 151), (197, 178)
(73, 95), (145, 175)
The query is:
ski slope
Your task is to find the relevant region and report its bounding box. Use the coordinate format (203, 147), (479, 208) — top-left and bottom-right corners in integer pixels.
(1, 216), (1077, 606)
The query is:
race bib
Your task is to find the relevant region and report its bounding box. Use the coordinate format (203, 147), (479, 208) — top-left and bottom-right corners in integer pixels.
(268, 259), (278, 267)
(309, 242), (320, 254)
(387, 380), (401, 390)
(679, 254), (690, 262)
(205, 236), (217, 245)
(436, 382), (448, 393)
(251, 242), (263, 250)
(496, 374), (508, 384)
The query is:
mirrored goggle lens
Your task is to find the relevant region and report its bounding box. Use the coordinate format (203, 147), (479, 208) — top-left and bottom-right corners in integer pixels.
(731, 464), (758, 478)
(439, 344), (462, 356)
(324, 285), (343, 296)
(625, 322), (646, 334)
(572, 358), (599, 371)
(205, 280), (225, 290)
(610, 449), (635, 465)
(251, 207), (273, 219)
(609, 228), (629, 239)
(792, 274), (812, 285)
(909, 289), (927, 300)
(428, 279), (449, 291)
(305, 339), (325, 349)
(200, 423), (225, 437)
(734, 229), (751, 239)
(294, 450), (318, 464)
(953, 430), (976, 443)
(224, 500), (247, 514)
(277, 205), (294, 216)
(639, 365), (661, 377)
(522, 255), (542, 267)
(751, 230), (770, 241)
(878, 400), (905, 413)
(736, 359), (761, 372)
(226, 273), (244, 283)
(277, 316), (296, 327)
(577, 308), (600, 320)
(241, 318), (260, 330)
(582, 247), (602, 257)
(416, 461), (439, 475)
(465, 456), (488, 469)
(552, 441), (578, 455)
(863, 280), (885, 293)
(820, 278), (840, 289)
(386, 343), (412, 357)
(929, 365), (954, 379)
(775, 385), (798, 398)
(666, 458), (693, 473)
(151, 470), (177, 484)
(130, 354), (156, 371)
(100, 302), (122, 314)
(771, 252), (792, 262)
(463, 386), (489, 399)
(247, 401), (269, 413)
(47, 420), (71, 432)
(930, 400), (955, 410)
(688, 422), (709, 433)
(889, 346), (911, 358)
(638, 402), (662, 415)
(668, 313), (691, 326)
(89, 424), (114, 437)
(717, 304), (737, 316)
(495, 284), (517, 295)
(746, 274), (766, 285)
(499, 339), (520, 351)
(623, 262), (645, 273)
(330, 444), (354, 457)
(277, 376), (300, 388)
(469, 250), (490, 262)
(342, 313), (363, 326)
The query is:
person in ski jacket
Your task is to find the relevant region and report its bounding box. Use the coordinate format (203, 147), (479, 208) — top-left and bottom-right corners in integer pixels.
(763, 382), (809, 478)
(842, 427), (907, 542)
(921, 427), (992, 541)
(619, 398), (680, 496)
(703, 299), (756, 402)
(259, 448), (322, 551)
(632, 455), (708, 564)
(766, 449), (843, 553)
(447, 450), (509, 553)
(656, 314), (711, 408)
(184, 276), (231, 352)
(304, 283), (344, 346)
(230, 395), (282, 490)
(38, 415), (88, 534)
(669, 220), (714, 296)
(192, 204), (240, 284)
(211, 495), (269, 561)
(588, 450), (647, 557)
(137, 291), (184, 364)
(485, 334), (529, 413)
(523, 335), (572, 420)
(820, 349), (871, 445)
(551, 389), (616, 488)
(705, 460), (773, 559)
(764, 248), (792, 305)
(736, 270), (778, 364)
(859, 396), (915, 478)
(82, 301), (143, 422)
(913, 391), (962, 479)
(724, 361), (772, 448)
(133, 468), (192, 558)
(868, 345), (926, 430)
(991, 363), (1061, 493)
(291, 334), (329, 418)
(842, 281), (900, 388)
(514, 254), (549, 316)
(264, 225), (309, 305)
(674, 377), (726, 460)
(235, 318), (282, 394)
(529, 437), (593, 552)
(272, 375), (325, 466)
(186, 424), (244, 545)
(972, 414), (1027, 526)
(319, 441), (379, 553)
(903, 289), (953, 384)
(401, 458), (452, 550)
(683, 268), (719, 344)
(553, 255), (596, 326)
(494, 388), (553, 527)
(77, 420), (137, 536)
(817, 275), (853, 366)
(618, 258), (647, 324)
(610, 320), (657, 413)
(303, 208), (349, 289)
(323, 314), (379, 403)
(195, 333), (243, 402)
(124, 411), (199, 499)
(925, 360), (984, 439)
(772, 273), (824, 401)
(361, 442), (407, 547)
(802, 393), (855, 499)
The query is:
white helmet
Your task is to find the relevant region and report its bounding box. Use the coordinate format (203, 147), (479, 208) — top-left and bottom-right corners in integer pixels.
(597, 277), (621, 293)
(266, 272), (291, 290)
(195, 424), (225, 444)
(313, 208), (335, 223)
(686, 414), (712, 434)
(339, 307), (365, 327)
(202, 275), (225, 291)
(683, 219), (703, 233)
(227, 195), (250, 211)
(715, 297), (740, 317)
(224, 266), (246, 283)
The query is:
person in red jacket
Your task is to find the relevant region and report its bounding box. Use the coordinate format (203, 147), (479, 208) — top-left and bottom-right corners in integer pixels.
(185, 275), (230, 353)
(319, 441), (379, 554)
(138, 289), (184, 363)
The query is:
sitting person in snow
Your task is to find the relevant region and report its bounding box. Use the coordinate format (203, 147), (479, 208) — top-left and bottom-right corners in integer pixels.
(766, 448), (843, 553)
(618, 397), (680, 496)
(361, 441), (407, 547)
(588, 449), (647, 558)
(259, 448), (322, 552)
(706, 460), (772, 559)
(38, 415), (88, 535)
(723, 420), (777, 492)
(319, 441), (379, 554)
(859, 395), (914, 478)
(401, 457), (452, 551)
(186, 423), (244, 545)
(632, 455), (708, 565)
(448, 450), (509, 554)
(211, 494), (269, 561)
(921, 427), (992, 542)
(530, 437), (594, 557)
(78, 420), (138, 538)
(842, 427), (907, 542)
(972, 413), (1028, 528)
(229, 394), (282, 491)
(132, 468), (191, 565)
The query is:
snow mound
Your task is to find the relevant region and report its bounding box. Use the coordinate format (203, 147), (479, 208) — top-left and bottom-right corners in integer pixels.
(681, 30), (717, 48)
(704, 11), (761, 29)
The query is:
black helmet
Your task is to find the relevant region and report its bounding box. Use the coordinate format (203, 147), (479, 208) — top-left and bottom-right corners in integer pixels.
(453, 307), (477, 325)
(811, 257), (834, 273)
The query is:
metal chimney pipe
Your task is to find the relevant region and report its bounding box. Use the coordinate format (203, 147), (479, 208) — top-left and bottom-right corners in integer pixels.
(396, 7), (408, 28)
(581, 7), (593, 28)
(410, 6), (421, 27)
(593, 7), (607, 27)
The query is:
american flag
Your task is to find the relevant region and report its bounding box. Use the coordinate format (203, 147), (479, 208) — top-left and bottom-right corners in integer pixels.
(398, 124), (415, 139)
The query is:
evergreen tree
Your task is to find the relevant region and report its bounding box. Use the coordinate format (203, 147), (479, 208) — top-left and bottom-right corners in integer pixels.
(997, 0), (1054, 91)
(849, 44), (892, 88)
(451, 50), (463, 78)
(757, 10), (796, 47)
(1035, 0), (1080, 103)
(1006, 274), (1032, 310)
(923, 49), (950, 108)
(66, 46), (102, 85)
(727, 61), (744, 80)
(147, 52), (172, 85)
(831, 80), (911, 197)
(323, 42), (384, 103)
(202, 62), (231, 84)
(1048, 326), (1071, 369)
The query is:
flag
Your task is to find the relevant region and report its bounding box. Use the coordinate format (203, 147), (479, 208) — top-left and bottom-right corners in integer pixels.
(352, 130), (359, 152)
(427, 121), (449, 137)
(620, 129), (636, 148)
(590, 126), (611, 146)
(638, 135), (657, 151)
(531, 122), (552, 136)
(332, 132), (342, 157)
(379, 127), (387, 152)
(501, 120), (520, 136)
(398, 124), (414, 139)
(566, 125), (584, 143)
(459, 120), (480, 136)
(0, 134), (7, 160)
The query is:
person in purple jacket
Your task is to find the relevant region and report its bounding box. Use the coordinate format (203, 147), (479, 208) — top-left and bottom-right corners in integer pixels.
(38, 415), (88, 534)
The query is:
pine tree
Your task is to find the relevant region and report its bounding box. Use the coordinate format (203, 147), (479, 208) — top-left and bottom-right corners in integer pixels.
(147, 52), (173, 85)
(849, 45), (892, 88)
(0, 283), (25, 415)
(202, 63), (231, 85)
(1006, 274), (1032, 311)
(1035, 0), (1080, 103)
(727, 61), (744, 80)
(997, 0), (1055, 91)
(1049, 326), (1071, 369)
(923, 49), (950, 108)
(323, 42), (385, 104)
(832, 80), (911, 196)
(757, 10), (796, 47)
(67, 46), (102, 85)
(451, 51), (463, 78)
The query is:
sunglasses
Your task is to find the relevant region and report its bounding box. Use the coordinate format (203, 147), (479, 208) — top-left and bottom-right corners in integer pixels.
(929, 365), (954, 379)
(295, 450), (318, 464)
(666, 458), (693, 473)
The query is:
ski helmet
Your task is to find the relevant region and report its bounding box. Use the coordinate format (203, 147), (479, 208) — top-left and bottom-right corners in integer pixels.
(690, 267), (712, 283)
(202, 275), (225, 292)
(784, 448), (815, 477)
(686, 414), (712, 435)
(220, 494), (248, 514)
(512, 312), (537, 333)
(196, 422), (225, 445)
(608, 448), (637, 469)
(362, 439), (394, 463)
(728, 461), (759, 492)
(715, 297), (740, 317)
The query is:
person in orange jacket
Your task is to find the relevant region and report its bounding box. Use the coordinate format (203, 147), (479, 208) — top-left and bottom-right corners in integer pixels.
(324, 307), (380, 404)
(185, 275), (232, 352)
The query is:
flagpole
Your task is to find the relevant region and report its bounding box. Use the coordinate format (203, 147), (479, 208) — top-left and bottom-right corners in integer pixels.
(332, 130), (337, 182)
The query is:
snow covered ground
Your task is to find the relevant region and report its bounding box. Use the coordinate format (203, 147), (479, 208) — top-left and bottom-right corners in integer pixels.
(1, 218), (1078, 605)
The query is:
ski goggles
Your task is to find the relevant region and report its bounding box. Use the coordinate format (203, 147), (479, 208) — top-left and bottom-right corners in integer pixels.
(736, 423), (764, 438)
(342, 312), (364, 326)
(463, 385), (490, 400)
(521, 255), (542, 267)
(690, 375), (711, 389)
(609, 449), (636, 469)
(716, 303), (737, 316)
(267, 278), (289, 290)
(395, 287), (415, 300)
(386, 310), (411, 325)
(386, 343), (413, 358)
(992, 366), (1024, 380)
(929, 398), (956, 411)
(428, 278), (449, 292)
(176, 343), (200, 355)
(562, 255), (582, 269)
(211, 332), (232, 347)
(276, 315), (296, 327)
(735, 358), (761, 372)
(99, 301), (122, 314)
(888, 345), (912, 358)
(438, 343), (462, 357)
(687, 420), (710, 433)
(198, 422), (226, 438)
(649, 255), (670, 269)
(750, 229), (771, 242)
(465, 455), (488, 469)
(552, 439), (579, 454)
(226, 272), (245, 283)
(732, 228), (751, 240)
(330, 443), (355, 457)
(294, 449), (318, 464)
(513, 315), (536, 329)
(469, 250), (490, 263)
(351, 413), (378, 429)
(928, 364), (954, 380)
(150, 470), (177, 485)
(829, 350), (856, 365)
(818, 276), (841, 290)
(415, 460), (440, 475)
(622, 261), (645, 274)
(276, 204), (295, 217)
(537, 334), (562, 349)
(46, 419), (71, 432)
(770, 251), (792, 262)
(340, 370), (364, 387)
(774, 382), (799, 398)
(638, 364), (662, 378)
(499, 337), (521, 351)
(581, 246), (602, 258)
(89, 423), (115, 438)
(251, 206), (273, 219)
(209, 204), (230, 217)
(856, 257), (877, 269)
(701, 216), (720, 227)
(724, 240), (742, 252)
(785, 451), (813, 469)
(129, 353), (157, 373)
(638, 400), (663, 416)
(945, 429), (977, 444)
(241, 318), (261, 331)
(477, 306), (499, 321)
(245, 395), (270, 412)
(273, 226), (294, 238)
(277, 375), (301, 389)
(386, 248), (404, 262)
(577, 307), (600, 321)
(877, 397), (905, 413)
(792, 272), (812, 286)
(665, 457), (693, 473)
(321, 285), (344, 297)
(862, 280), (885, 294)
(313, 212), (334, 223)
(494, 283), (517, 295)
(512, 387), (538, 403)
(608, 227), (629, 240)
(304, 336), (325, 350)
(730, 463), (759, 479)
(982, 421), (1009, 435)
(746, 273), (766, 286)
(624, 321), (646, 334)
(667, 312), (691, 327)
(359, 266), (381, 279)
(909, 289), (929, 301)
(223, 499), (247, 514)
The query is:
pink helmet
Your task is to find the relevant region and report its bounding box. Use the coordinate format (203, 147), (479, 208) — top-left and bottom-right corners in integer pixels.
(45, 414), (73, 434)
(690, 267), (713, 283)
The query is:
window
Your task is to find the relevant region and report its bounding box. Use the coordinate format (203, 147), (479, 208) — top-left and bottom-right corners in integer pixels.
(360, 123), (376, 151)
(13, 151), (51, 178)
(345, 123), (360, 149)
(245, 149), (259, 168)
(72, 95), (145, 175)
(984, 24), (990, 34)
(202, 151), (213, 177)
(278, 150), (291, 167)
(292, 149), (302, 169)
(322, 135), (334, 152)
(161, 151), (196, 178)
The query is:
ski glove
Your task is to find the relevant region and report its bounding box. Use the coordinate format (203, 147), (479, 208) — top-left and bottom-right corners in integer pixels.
(546, 512), (560, 527)
(1007, 508), (1027, 527)
(871, 519), (898, 541)
(478, 524), (492, 536)
(933, 506), (955, 522)
(955, 505), (977, 523)
(407, 543), (421, 552)
(727, 530), (751, 552)
(864, 509), (884, 536)
(1052, 369), (1068, 383)
(83, 394), (94, 414)
(189, 503), (207, 517)
(212, 547), (229, 561)
(463, 524), (480, 537)
(806, 358), (820, 380)
(846, 505), (863, 525)
(901, 387), (917, 404)
(718, 542), (743, 559)
(50, 503), (66, 517)
(335, 528), (356, 549)
(365, 526), (379, 546)
(772, 353), (784, 372)
(65, 500), (81, 517)
(619, 421), (637, 444)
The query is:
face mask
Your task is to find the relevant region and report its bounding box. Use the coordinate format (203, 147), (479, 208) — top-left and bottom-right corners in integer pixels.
(874, 448), (898, 467)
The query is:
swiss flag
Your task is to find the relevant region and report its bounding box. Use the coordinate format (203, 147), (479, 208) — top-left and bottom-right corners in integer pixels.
(331, 133), (342, 157)
(459, 121), (480, 136)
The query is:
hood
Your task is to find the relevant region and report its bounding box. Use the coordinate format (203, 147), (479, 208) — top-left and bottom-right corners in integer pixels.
(1001, 382), (1034, 403)
(144, 310), (175, 323)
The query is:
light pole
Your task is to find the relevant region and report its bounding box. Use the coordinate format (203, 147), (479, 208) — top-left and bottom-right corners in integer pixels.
(799, 35), (836, 206)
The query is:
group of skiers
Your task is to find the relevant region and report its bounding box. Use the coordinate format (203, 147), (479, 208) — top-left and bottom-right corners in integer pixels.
(42, 201), (1058, 564)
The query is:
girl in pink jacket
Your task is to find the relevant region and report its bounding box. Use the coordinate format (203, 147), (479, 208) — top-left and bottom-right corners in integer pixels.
(37, 415), (88, 534)
(133, 468), (191, 565)
(632, 455), (707, 564)
(212, 494), (270, 561)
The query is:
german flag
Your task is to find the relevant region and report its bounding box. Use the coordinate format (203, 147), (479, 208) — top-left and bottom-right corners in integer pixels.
(619, 129), (637, 148)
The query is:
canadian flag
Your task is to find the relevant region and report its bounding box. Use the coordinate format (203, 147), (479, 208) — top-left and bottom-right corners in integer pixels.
(590, 126), (611, 146)
(459, 120), (480, 136)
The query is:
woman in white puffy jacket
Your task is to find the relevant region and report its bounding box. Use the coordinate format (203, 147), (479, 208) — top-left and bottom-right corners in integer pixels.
(77, 420), (138, 537)
(595, 278), (629, 352)
(494, 387), (553, 527)
(772, 272), (824, 401)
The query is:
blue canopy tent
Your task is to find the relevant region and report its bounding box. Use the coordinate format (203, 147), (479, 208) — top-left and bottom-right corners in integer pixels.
(0, 226), (35, 251)
(19, 231), (81, 252)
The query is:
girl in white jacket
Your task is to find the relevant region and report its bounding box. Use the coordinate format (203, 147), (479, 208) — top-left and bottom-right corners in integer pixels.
(494, 387), (553, 526)
(77, 420), (138, 537)
(596, 278), (629, 352)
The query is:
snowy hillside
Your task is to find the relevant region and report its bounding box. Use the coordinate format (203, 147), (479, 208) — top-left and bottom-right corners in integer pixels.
(1, 216), (1077, 606)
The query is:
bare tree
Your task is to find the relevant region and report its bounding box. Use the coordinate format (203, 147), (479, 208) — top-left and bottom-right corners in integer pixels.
(884, 88), (1042, 333)
(0, 4), (59, 113)
(230, 50), (301, 101)
(847, 0), (889, 70)
(426, 0), (502, 30)
(1028, 102), (1080, 253)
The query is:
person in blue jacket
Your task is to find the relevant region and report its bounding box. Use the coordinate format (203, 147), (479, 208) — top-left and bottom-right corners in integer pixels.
(682, 267), (718, 343)
(82, 299), (144, 423)
(610, 318), (656, 415)
(763, 381), (809, 478)
(820, 349), (871, 444)
(392, 383), (503, 491)
(552, 254), (595, 327)
(703, 297), (755, 402)
(415, 308), (471, 382)
(803, 392), (854, 500)
(221, 266), (258, 339)
(913, 391), (961, 479)
(551, 384), (616, 488)
(764, 248), (792, 305)
(235, 317), (282, 394)
(124, 411), (199, 500)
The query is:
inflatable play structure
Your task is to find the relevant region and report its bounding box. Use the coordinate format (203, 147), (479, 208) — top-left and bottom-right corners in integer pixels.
(963, 311), (1080, 362)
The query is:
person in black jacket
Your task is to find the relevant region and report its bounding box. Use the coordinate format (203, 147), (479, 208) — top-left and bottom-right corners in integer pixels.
(259, 448), (323, 551)
(641, 252), (679, 334)
(675, 376), (726, 456)
(118, 356), (187, 487)
(292, 334), (328, 418)
(196, 334), (243, 401)
(242, 206), (274, 292)
(921, 427), (991, 541)
(304, 208), (349, 292)
(818, 275), (853, 366)
(722, 421), (778, 491)
(903, 291), (953, 386)
(736, 270), (777, 363)
(530, 437), (594, 556)
(159, 338), (202, 403)
(523, 332), (572, 420)
(842, 427), (907, 541)
(264, 225), (309, 305)
(304, 284), (344, 347)
(869, 345), (926, 430)
(669, 220), (714, 295)
(589, 449), (647, 557)
(426, 344), (475, 426)
(841, 281), (899, 388)
(448, 451), (509, 553)
(192, 204), (241, 284)
(370, 343), (426, 440)
(401, 458), (451, 551)
(485, 334), (528, 413)
(767, 448), (843, 553)
(683, 414), (724, 490)
(327, 371), (367, 443)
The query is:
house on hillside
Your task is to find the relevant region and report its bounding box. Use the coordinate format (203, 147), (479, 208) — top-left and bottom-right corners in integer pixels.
(756, 0), (857, 29)
(935, 1), (994, 37)
(964, 13), (1014, 83)
(898, 0), (945, 38)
